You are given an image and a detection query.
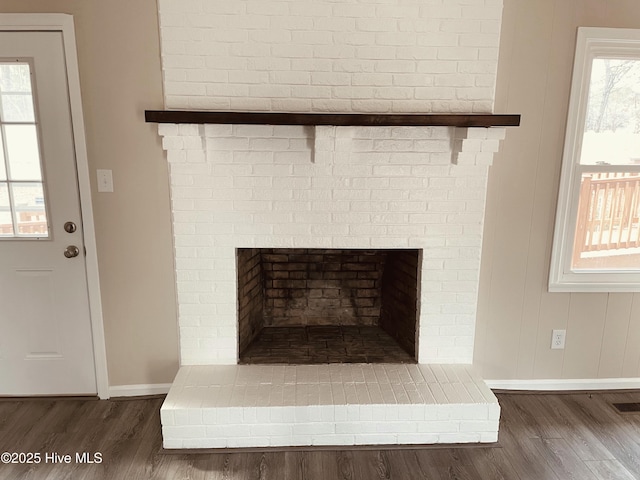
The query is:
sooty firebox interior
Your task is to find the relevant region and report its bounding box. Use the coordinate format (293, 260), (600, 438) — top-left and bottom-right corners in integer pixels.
(237, 248), (420, 364)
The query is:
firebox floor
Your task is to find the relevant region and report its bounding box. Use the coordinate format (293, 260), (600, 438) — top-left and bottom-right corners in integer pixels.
(239, 325), (416, 365)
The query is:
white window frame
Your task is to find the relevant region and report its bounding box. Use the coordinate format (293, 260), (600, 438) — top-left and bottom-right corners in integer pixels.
(550, 27), (640, 292)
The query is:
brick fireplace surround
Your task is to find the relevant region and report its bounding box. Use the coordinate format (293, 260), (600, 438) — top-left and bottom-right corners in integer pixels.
(154, 0), (514, 448)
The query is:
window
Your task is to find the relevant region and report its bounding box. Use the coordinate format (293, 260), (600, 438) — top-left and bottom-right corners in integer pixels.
(0, 61), (48, 238)
(550, 28), (640, 291)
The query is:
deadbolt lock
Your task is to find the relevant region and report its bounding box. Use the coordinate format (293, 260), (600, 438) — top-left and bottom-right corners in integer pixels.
(64, 221), (77, 233)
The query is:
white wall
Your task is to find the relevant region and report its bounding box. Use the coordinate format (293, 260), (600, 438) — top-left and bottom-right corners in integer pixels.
(475, 0), (640, 381)
(0, 0), (180, 387)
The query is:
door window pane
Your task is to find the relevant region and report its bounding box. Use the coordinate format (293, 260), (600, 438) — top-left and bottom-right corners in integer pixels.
(580, 59), (640, 166)
(11, 183), (47, 236)
(0, 134), (5, 181)
(1, 94), (35, 122)
(0, 182), (12, 236)
(0, 64), (32, 93)
(0, 62), (48, 239)
(4, 125), (42, 181)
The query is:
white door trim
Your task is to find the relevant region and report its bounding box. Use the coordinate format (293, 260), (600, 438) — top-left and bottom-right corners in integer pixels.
(0, 13), (109, 399)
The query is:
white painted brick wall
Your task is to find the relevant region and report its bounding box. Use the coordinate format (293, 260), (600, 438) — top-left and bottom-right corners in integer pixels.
(160, 125), (505, 365)
(157, 0), (503, 113)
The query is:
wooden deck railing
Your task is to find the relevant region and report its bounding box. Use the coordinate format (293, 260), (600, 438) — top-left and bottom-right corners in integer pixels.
(573, 172), (640, 264)
(0, 210), (48, 236)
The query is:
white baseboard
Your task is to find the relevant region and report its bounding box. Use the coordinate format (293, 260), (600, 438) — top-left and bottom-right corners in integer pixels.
(108, 383), (172, 398)
(485, 378), (640, 391)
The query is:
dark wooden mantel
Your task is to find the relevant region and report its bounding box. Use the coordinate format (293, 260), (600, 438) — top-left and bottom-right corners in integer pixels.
(145, 110), (520, 127)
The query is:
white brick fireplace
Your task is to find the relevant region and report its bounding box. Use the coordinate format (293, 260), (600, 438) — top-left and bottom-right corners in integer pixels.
(160, 123), (506, 366)
(153, 0), (515, 448)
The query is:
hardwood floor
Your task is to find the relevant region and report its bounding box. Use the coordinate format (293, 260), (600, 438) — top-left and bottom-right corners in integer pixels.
(1, 390), (639, 479)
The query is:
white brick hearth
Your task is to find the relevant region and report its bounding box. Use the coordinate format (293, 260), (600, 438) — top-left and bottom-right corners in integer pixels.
(162, 364), (499, 448)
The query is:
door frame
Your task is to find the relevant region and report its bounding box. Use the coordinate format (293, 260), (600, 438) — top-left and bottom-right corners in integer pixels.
(0, 13), (109, 399)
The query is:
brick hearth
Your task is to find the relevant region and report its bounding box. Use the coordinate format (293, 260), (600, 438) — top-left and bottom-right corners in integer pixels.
(161, 364), (499, 449)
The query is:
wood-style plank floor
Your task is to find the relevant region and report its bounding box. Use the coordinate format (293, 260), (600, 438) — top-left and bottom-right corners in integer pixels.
(1, 390), (640, 479)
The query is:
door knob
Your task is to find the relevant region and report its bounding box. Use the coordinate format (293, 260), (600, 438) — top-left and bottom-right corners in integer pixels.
(64, 245), (80, 258)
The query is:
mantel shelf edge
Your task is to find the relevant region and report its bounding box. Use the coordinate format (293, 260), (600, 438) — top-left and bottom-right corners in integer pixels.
(145, 110), (520, 128)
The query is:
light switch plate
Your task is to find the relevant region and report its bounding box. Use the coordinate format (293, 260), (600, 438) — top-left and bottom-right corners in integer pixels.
(97, 169), (114, 193)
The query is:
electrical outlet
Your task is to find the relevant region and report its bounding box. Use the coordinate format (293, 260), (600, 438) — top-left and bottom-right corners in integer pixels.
(551, 329), (566, 349)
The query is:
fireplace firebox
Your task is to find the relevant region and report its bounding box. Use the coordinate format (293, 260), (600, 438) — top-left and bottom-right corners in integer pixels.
(237, 248), (419, 364)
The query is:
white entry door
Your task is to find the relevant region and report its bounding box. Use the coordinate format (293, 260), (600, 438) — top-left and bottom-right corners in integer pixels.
(0, 31), (96, 395)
